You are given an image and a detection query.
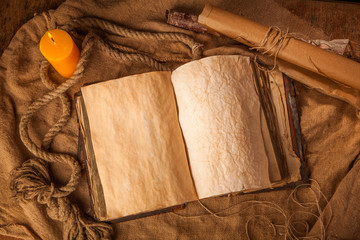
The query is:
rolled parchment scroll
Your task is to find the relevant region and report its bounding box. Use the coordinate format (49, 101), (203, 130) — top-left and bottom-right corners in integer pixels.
(198, 4), (360, 91)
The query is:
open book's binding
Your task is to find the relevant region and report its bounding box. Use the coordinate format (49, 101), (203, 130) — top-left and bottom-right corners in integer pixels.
(253, 65), (288, 180)
(283, 75), (308, 182)
(75, 74), (307, 223)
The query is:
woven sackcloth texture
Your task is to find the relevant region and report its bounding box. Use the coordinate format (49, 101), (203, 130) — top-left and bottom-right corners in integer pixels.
(0, 0), (359, 239)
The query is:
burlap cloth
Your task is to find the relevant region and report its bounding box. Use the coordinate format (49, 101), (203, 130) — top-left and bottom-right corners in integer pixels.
(1, 0), (359, 239)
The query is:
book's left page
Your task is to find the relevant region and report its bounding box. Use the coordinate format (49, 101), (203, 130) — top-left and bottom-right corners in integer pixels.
(81, 71), (197, 221)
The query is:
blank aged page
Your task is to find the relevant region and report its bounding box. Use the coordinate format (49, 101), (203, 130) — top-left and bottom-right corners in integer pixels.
(171, 55), (271, 199)
(81, 71), (197, 220)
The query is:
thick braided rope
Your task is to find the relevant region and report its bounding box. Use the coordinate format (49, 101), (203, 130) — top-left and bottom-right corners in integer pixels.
(13, 15), (203, 239)
(40, 61), (72, 150)
(66, 17), (202, 60)
(96, 36), (170, 71)
(18, 35), (95, 197)
(13, 32), (113, 239)
(106, 39), (190, 63)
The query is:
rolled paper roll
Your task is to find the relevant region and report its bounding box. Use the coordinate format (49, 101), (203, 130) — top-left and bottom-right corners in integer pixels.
(198, 4), (360, 90)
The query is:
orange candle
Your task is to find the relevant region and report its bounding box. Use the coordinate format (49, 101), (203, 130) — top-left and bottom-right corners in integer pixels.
(39, 29), (80, 78)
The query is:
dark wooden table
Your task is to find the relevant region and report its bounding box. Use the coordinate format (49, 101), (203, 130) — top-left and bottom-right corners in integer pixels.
(0, 0), (359, 239)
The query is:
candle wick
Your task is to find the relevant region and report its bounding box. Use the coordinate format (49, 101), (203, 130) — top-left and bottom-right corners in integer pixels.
(47, 32), (56, 44)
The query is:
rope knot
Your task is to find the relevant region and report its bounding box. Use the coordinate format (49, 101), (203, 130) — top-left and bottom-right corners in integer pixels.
(13, 27), (113, 238)
(47, 197), (72, 222)
(13, 17), (204, 239)
(38, 182), (55, 204)
(48, 198), (113, 239)
(11, 159), (54, 203)
(250, 26), (290, 72)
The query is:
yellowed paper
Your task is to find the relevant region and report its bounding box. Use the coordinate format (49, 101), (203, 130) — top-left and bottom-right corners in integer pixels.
(171, 55), (271, 199)
(81, 72), (197, 220)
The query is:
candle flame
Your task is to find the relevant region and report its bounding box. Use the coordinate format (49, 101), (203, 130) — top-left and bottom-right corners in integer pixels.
(47, 32), (56, 44)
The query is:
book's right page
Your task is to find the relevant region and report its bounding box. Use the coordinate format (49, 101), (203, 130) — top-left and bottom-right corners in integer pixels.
(171, 55), (271, 199)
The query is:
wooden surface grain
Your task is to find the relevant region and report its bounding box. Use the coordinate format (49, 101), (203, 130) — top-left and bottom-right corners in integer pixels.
(275, 0), (360, 42)
(0, 0), (65, 55)
(0, 0), (359, 239)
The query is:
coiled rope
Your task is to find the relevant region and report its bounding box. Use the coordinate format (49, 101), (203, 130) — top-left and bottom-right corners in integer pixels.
(11, 14), (203, 240)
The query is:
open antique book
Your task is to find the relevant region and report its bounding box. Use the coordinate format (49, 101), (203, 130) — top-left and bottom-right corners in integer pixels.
(76, 55), (305, 222)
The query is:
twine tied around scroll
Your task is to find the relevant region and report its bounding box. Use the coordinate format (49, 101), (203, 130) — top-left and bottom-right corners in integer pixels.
(250, 26), (290, 72)
(11, 14), (203, 240)
(251, 26), (346, 83)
